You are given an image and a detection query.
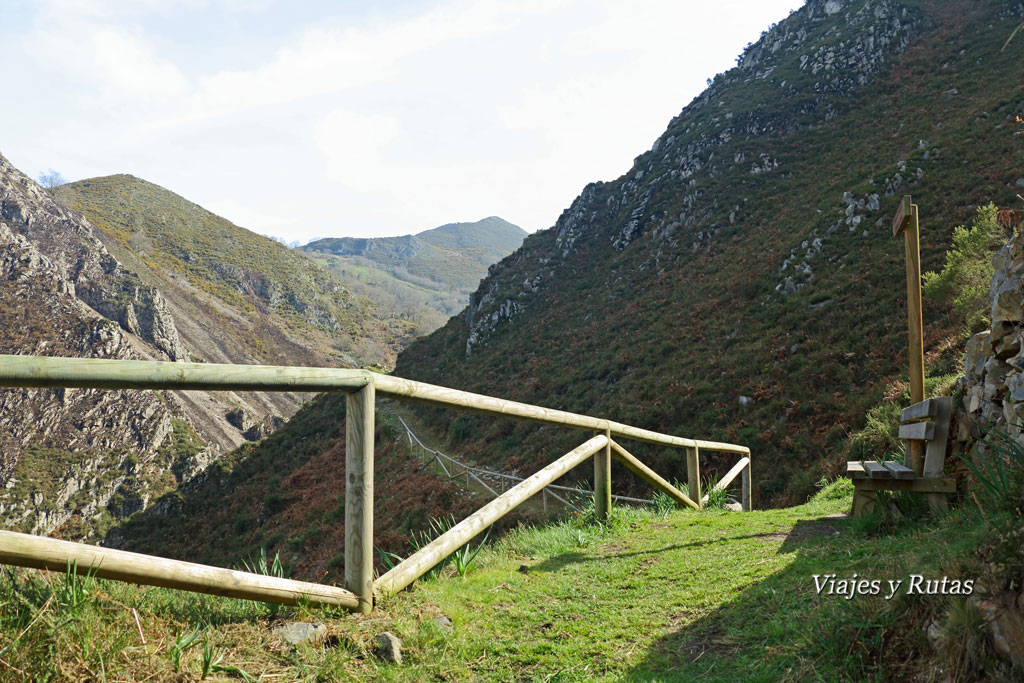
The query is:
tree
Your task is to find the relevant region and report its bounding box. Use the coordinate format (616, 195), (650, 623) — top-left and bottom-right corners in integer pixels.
(36, 169), (66, 191)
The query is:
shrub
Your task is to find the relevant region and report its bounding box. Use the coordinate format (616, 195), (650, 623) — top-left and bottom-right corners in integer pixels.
(923, 203), (1007, 329)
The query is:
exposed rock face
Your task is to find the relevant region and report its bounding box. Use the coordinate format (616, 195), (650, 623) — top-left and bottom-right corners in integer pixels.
(459, 0), (922, 354)
(0, 179), (181, 536)
(0, 157), (189, 362)
(0, 153), (232, 539)
(959, 234), (1024, 442)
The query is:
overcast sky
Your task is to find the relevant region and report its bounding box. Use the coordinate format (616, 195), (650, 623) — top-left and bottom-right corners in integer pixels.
(1, 0), (803, 242)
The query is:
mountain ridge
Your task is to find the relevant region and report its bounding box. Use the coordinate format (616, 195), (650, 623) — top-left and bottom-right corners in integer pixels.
(394, 0), (1024, 506)
(301, 216), (526, 335)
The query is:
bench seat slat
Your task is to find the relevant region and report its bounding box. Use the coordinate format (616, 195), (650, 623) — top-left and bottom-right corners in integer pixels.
(846, 461), (867, 479)
(882, 461), (915, 479)
(898, 421), (935, 441)
(900, 399), (938, 422)
(863, 461), (892, 479)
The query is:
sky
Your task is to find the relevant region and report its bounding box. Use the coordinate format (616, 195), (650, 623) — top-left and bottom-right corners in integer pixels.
(1, 0), (804, 243)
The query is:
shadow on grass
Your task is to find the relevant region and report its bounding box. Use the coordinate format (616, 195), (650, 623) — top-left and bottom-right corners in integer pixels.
(617, 515), (941, 682)
(528, 516), (847, 577)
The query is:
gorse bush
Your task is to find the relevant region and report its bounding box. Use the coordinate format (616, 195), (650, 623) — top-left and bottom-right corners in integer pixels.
(923, 203), (1007, 330)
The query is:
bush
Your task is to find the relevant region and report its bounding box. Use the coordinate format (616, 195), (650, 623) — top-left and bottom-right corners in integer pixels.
(923, 203), (1007, 329)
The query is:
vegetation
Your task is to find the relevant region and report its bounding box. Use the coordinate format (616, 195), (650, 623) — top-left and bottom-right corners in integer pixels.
(923, 203), (1009, 331)
(395, 0), (1024, 507)
(3, 476), (1022, 680)
(302, 217), (526, 335)
(58, 175), (414, 368)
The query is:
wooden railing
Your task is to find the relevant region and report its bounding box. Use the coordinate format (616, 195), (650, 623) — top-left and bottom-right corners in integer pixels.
(397, 414), (655, 510)
(0, 354), (752, 613)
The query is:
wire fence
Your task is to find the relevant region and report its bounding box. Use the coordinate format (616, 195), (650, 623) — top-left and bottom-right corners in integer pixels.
(394, 414), (654, 512)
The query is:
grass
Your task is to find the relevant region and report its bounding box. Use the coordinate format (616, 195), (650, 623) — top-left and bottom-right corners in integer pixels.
(2, 480), (1014, 680)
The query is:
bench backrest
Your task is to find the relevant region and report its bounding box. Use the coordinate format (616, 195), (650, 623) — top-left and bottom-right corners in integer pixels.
(898, 396), (952, 478)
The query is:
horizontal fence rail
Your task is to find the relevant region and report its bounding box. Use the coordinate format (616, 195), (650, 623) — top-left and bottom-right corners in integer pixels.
(374, 374), (750, 455)
(0, 354), (752, 613)
(0, 530), (359, 608)
(0, 354), (372, 393)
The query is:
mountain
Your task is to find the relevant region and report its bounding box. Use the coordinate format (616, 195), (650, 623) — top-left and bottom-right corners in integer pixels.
(301, 217), (526, 334)
(394, 0), (1024, 507)
(0, 154), (209, 538)
(59, 175), (413, 373)
(0, 159), (410, 540)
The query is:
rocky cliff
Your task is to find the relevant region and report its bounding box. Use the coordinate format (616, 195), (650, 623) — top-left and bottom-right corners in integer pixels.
(0, 154), (203, 537)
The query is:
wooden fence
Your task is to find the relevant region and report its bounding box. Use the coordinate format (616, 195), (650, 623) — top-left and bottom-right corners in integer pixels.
(0, 354), (752, 613)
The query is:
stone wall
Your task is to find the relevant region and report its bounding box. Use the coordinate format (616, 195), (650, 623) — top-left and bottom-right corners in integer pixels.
(959, 232), (1024, 444)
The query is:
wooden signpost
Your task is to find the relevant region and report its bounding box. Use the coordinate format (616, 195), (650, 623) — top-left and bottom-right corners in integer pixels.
(893, 195), (926, 476)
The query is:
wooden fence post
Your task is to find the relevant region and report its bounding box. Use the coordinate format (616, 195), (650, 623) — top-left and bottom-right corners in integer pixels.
(345, 382), (375, 614)
(687, 446), (701, 509)
(741, 457), (752, 511)
(594, 429), (612, 520)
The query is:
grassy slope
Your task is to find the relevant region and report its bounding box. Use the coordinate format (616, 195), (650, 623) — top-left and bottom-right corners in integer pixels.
(394, 0), (1024, 507)
(2, 483), (1014, 681)
(301, 218), (526, 334)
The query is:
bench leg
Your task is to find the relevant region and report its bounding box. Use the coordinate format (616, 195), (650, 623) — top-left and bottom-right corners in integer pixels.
(852, 485), (877, 517)
(926, 492), (948, 514)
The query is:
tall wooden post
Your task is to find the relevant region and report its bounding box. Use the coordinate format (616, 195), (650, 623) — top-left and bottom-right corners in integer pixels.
(594, 429), (612, 520)
(345, 383), (375, 614)
(893, 195), (926, 476)
(687, 446), (701, 508)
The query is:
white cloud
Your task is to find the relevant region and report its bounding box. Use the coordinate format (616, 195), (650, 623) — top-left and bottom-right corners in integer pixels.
(23, 3), (189, 102)
(3, 0), (805, 241)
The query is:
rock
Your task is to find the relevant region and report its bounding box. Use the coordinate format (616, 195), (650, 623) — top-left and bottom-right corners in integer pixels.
(242, 425), (265, 442)
(965, 331), (992, 380)
(991, 241), (1024, 325)
(1016, 178), (1024, 188)
(738, 395), (754, 408)
(432, 615), (454, 633)
(274, 622), (327, 647)
(973, 592), (1024, 669)
(924, 621), (943, 653)
(375, 632), (403, 664)
(225, 408), (251, 431)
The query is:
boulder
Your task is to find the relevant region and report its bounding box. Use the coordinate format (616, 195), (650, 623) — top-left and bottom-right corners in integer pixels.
(375, 631), (403, 664)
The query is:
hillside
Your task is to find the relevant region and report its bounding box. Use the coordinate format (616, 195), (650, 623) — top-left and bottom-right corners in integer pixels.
(0, 157), (430, 544)
(0, 154), (217, 540)
(395, 0), (1024, 507)
(59, 175), (413, 372)
(301, 217), (526, 334)
(5, 478), (1022, 679)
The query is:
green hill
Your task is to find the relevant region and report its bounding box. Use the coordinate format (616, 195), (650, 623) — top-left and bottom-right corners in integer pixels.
(394, 0), (1024, 507)
(60, 175), (414, 371)
(302, 217), (526, 334)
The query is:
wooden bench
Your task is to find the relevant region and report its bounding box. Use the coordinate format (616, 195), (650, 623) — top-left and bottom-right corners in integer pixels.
(846, 397), (956, 516)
